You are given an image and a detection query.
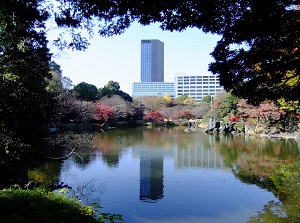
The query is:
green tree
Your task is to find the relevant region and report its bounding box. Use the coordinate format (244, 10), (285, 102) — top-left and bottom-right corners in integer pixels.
(0, 0), (54, 184)
(277, 99), (300, 132)
(201, 95), (212, 103)
(98, 81), (132, 102)
(73, 82), (98, 101)
(204, 92), (239, 120)
(47, 61), (64, 95)
(174, 95), (188, 105)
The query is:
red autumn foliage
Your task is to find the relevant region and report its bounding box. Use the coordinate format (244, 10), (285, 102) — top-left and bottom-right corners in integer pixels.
(172, 109), (195, 120)
(143, 111), (165, 123)
(237, 99), (285, 123)
(94, 104), (114, 123)
(229, 114), (240, 122)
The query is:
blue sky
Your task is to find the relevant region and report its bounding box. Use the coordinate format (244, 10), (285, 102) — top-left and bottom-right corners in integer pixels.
(48, 22), (221, 95)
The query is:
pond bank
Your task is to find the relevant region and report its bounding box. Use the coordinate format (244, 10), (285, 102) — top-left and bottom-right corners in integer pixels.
(198, 121), (300, 140)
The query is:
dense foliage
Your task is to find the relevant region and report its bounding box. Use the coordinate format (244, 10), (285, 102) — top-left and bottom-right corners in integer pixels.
(98, 81), (132, 102)
(0, 0), (54, 184)
(74, 82), (98, 101)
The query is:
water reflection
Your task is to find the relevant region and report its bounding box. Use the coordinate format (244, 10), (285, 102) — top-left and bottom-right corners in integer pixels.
(174, 136), (226, 169)
(33, 127), (300, 222)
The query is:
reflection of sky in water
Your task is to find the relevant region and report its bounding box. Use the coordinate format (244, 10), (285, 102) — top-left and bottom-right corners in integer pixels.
(59, 129), (279, 223)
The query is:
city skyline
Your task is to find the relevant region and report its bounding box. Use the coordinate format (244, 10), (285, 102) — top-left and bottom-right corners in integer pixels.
(49, 22), (221, 95)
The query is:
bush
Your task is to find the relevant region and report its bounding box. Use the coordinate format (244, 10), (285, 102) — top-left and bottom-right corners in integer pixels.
(0, 188), (123, 223)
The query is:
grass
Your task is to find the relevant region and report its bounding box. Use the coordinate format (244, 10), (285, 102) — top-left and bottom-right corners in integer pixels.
(0, 188), (123, 223)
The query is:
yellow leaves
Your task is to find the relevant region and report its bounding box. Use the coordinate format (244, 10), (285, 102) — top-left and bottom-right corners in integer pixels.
(282, 70), (299, 87)
(163, 94), (172, 103)
(59, 188), (69, 194)
(277, 98), (299, 111)
(1, 73), (18, 81)
(183, 97), (196, 105)
(253, 62), (262, 72)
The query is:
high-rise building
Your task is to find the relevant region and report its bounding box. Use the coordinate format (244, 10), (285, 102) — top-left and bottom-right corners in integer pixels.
(141, 39), (164, 82)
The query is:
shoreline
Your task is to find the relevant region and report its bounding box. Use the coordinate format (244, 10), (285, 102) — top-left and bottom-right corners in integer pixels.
(198, 122), (299, 140)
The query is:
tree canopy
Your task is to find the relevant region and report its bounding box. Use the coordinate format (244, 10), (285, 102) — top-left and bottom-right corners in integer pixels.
(98, 81), (132, 102)
(2, 0), (299, 103)
(46, 0), (299, 103)
(0, 0), (54, 183)
(73, 82), (98, 101)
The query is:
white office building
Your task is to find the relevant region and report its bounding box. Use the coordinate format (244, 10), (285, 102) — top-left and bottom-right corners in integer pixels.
(174, 74), (224, 102)
(132, 82), (174, 98)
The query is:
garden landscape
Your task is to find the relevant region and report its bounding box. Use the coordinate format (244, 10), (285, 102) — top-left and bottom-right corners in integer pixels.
(0, 1), (300, 222)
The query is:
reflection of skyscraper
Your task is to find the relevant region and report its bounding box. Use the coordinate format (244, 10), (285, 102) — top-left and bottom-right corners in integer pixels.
(139, 150), (164, 202)
(141, 39), (164, 82)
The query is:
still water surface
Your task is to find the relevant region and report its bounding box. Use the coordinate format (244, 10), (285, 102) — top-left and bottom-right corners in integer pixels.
(57, 127), (300, 223)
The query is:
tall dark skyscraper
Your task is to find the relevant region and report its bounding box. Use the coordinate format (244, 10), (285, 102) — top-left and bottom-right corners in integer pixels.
(141, 39), (164, 82)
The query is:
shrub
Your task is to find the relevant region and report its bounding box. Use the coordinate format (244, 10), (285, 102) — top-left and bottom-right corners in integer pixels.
(0, 188), (123, 223)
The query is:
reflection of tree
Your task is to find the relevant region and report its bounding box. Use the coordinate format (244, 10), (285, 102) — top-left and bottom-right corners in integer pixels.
(73, 153), (96, 169)
(60, 179), (106, 205)
(101, 154), (120, 168)
(28, 162), (62, 185)
(93, 131), (128, 167)
(215, 135), (300, 173)
(217, 137), (299, 192)
(248, 161), (300, 222)
(47, 132), (96, 169)
(212, 135), (300, 222)
(248, 200), (288, 223)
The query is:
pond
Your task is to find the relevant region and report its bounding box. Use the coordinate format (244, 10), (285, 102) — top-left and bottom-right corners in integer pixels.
(42, 127), (300, 223)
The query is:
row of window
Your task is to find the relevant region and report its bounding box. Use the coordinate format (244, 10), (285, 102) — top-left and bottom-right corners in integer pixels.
(178, 93), (214, 96)
(177, 82), (219, 85)
(178, 89), (217, 92)
(134, 84), (174, 86)
(177, 86), (222, 88)
(177, 77), (217, 80)
(177, 75), (216, 78)
(133, 87), (174, 89)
